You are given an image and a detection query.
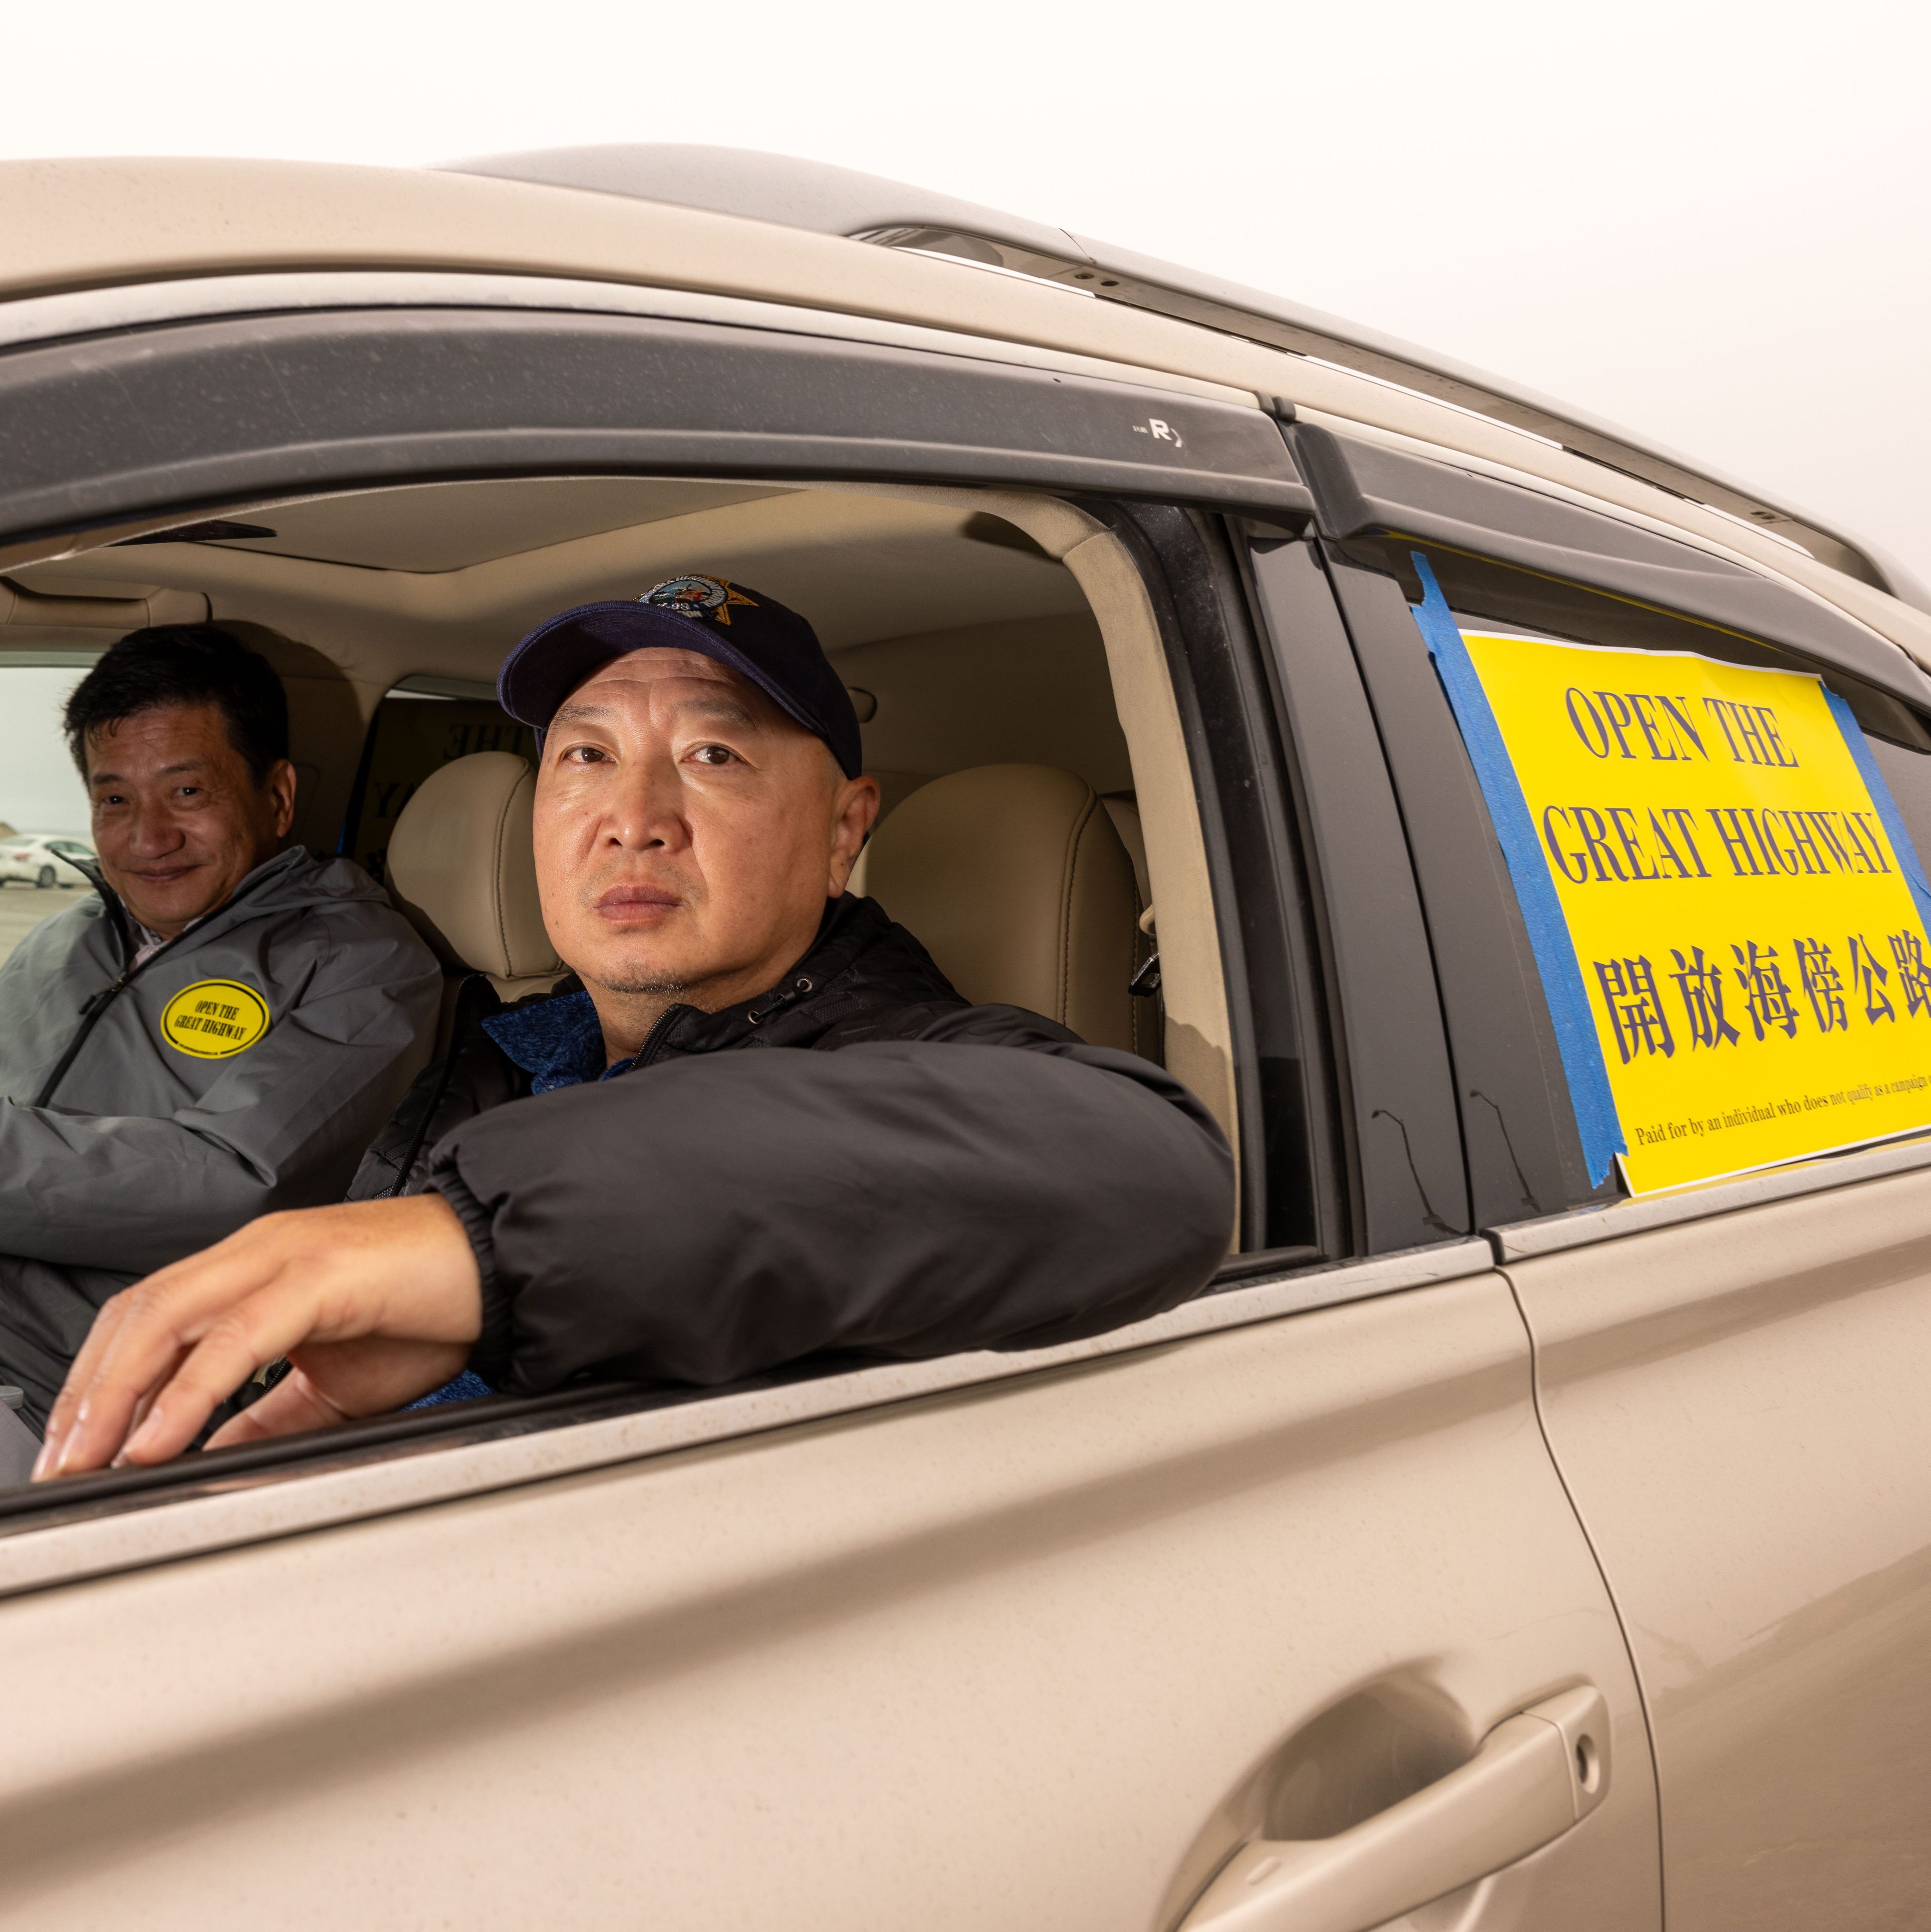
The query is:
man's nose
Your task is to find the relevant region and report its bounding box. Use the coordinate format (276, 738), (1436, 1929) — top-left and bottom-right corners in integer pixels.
(124, 799), (187, 857)
(603, 755), (690, 850)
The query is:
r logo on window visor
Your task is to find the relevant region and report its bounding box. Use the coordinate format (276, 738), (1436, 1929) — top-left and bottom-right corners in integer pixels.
(160, 979), (271, 1058)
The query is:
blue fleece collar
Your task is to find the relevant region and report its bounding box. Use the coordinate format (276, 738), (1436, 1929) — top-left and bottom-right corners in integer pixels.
(480, 988), (635, 1094)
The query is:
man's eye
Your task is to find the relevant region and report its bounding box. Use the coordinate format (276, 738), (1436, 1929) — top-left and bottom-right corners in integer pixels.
(560, 745), (609, 765)
(689, 744), (738, 766)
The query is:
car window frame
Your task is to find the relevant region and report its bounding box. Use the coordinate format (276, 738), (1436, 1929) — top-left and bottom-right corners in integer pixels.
(1315, 540), (1604, 1224)
(0, 300), (1309, 563)
(1242, 529), (1473, 1250)
(0, 295), (1454, 1553)
(1074, 498), (1345, 1261)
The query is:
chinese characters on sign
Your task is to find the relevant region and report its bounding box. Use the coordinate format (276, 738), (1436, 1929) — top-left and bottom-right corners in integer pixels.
(1597, 930), (1931, 1059)
(1453, 628), (1931, 1192)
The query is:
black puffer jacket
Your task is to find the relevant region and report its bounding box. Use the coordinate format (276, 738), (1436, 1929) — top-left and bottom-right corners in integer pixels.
(350, 894), (1234, 1396)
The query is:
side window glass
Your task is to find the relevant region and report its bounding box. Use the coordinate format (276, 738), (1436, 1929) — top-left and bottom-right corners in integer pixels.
(345, 677), (537, 884)
(1393, 545), (1931, 1200)
(1864, 733), (1931, 876)
(0, 653), (99, 968)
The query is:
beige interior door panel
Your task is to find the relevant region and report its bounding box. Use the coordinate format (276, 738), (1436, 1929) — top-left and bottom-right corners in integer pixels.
(0, 1269), (1656, 1931)
(1506, 1164), (1931, 1930)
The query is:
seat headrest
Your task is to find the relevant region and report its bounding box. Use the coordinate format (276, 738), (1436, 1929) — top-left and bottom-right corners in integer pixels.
(857, 763), (1141, 1052)
(386, 751), (560, 981)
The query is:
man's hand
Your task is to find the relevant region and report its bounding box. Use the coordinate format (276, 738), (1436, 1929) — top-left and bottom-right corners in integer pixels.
(35, 1195), (484, 1479)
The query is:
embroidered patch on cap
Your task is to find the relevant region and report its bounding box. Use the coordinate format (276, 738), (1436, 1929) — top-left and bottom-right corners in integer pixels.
(641, 575), (758, 627)
(160, 979), (271, 1058)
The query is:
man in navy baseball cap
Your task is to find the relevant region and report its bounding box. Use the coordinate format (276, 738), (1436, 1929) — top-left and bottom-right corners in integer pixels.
(498, 573), (863, 778)
(476, 571), (883, 1079)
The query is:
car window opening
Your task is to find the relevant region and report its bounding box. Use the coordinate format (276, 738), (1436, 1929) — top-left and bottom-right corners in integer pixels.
(0, 475), (1316, 1506)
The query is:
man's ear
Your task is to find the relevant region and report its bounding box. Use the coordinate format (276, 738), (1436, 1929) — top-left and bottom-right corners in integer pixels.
(827, 773), (881, 896)
(264, 758), (299, 842)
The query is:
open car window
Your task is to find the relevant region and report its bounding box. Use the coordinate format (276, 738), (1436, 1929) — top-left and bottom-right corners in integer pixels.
(0, 472), (1356, 1527)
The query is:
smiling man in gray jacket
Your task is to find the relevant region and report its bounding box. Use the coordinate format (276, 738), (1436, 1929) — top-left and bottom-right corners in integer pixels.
(0, 626), (439, 1432)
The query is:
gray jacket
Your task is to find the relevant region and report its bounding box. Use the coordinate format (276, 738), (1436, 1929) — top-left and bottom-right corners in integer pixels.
(0, 847), (440, 1426)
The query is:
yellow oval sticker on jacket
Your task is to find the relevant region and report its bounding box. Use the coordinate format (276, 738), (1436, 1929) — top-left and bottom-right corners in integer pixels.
(160, 979), (271, 1058)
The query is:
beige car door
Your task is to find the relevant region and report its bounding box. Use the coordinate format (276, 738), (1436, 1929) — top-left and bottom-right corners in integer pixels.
(0, 1249), (1657, 1932)
(1502, 1144), (1931, 1931)
(1287, 426), (1931, 1930)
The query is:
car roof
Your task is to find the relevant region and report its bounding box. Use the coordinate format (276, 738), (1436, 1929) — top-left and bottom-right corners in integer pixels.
(445, 145), (1907, 603)
(3, 149), (1929, 662)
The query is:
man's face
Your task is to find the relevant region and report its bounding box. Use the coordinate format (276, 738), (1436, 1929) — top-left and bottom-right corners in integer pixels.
(532, 650), (878, 1012)
(86, 702), (296, 938)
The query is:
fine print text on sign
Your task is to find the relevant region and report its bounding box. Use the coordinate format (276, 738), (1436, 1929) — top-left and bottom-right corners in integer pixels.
(1462, 628), (1931, 1193)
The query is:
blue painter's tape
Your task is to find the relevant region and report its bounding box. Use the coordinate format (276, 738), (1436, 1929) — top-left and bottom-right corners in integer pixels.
(1821, 687), (1931, 935)
(1405, 553), (1623, 1186)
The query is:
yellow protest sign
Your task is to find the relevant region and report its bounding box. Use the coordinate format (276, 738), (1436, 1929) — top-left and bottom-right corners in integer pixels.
(1456, 623), (1931, 1192)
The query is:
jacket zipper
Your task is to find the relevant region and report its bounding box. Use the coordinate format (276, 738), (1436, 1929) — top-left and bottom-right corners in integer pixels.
(621, 972), (819, 1077)
(33, 861), (282, 1108)
(631, 1004), (695, 1071)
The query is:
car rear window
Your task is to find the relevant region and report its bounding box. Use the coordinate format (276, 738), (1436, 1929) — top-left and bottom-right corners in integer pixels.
(0, 653), (99, 966)
(1388, 540), (1931, 1198)
(343, 677), (536, 886)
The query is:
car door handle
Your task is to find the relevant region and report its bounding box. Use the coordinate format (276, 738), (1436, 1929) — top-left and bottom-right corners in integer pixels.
(1177, 1686), (1611, 1932)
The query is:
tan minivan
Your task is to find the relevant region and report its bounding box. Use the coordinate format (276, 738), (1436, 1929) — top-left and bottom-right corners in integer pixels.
(0, 144), (1928, 1931)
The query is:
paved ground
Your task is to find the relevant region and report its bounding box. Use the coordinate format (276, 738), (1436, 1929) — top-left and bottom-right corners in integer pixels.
(0, 883), (87, 967)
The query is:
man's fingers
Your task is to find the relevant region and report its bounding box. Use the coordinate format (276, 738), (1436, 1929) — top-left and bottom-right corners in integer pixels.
(40, 1341), (192, 1482)
(39, 1221), (301, 1477)
(105, 1290), (342, 1469)
(207, 1338), (472, 1452)
(48, 1262), (326, 1477)
(39, 1198), (486, 1477)
(204, 1370), (348, 1450)
(35, 1292), (134, 1478)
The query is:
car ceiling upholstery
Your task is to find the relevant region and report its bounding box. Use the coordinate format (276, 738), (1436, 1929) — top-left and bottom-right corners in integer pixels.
(1, 478), (1128, 843)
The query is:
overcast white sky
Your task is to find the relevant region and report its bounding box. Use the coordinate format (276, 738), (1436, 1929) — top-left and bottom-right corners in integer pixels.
(0, 671), (92, 836)
(4, 0), (1927, 582)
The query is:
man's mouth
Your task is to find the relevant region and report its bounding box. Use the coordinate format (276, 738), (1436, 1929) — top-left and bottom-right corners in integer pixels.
(591, 885), (684, 925)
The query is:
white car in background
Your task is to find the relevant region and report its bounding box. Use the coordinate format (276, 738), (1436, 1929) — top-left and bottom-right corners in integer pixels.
(0, 834), (93, 888)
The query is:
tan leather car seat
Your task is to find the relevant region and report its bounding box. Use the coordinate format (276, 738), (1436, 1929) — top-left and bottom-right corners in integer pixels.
(854, 763), (1147, 1054)
(386, 752), (562, 1036)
